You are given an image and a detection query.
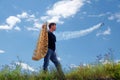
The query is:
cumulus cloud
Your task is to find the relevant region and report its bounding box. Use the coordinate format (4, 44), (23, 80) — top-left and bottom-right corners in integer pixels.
(108, 12), (120, 22)
(26, 22), (42, 31)
(17, 12), (29, 19)
(17, 12), (37, 22)
(16, 62), (36, 72)
(17, 12), (41, 31)
(0, 50), (5, 54)
(0, 16), (21, 30)
(26, 0), (85, 31)
(0, 25), (11, 30)
(0, 12), (39, 31)
(56, 23), (104, 40)
(0, 0), (86, 31)
(41, 0), (84, 23)
(6, 16), (21, 27)
(96, 27), (111, 36)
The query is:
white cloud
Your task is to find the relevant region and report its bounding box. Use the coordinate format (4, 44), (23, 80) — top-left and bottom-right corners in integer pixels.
(17, 12), (37, 22)
(26, 27), (39, 31)
(28, 0), (85, 31)
(88, 12), (111, 18)
(17, 12), (29, 19)
(48, 16), (63, 24)
(0, 12), (41, 31)
(26, 22), (42, 31)
(0, 15), (21, 31)
(17, 12), (42, 31)
(96, 27), (111, 36)
(69, 64), (79, 69)
(102, 60), (111, 64)
(47, 0), (83, 17)
(103, 28), (111, 35)
(14, 26), (21, 31)
(0, 50), (5, 54)
(6, 16), (21, 27)
(88, 14), (105, 17)
(85, 0), (92, 4)
(108, 16), (114, 20)
(0, 0), (85, 31)
(108, 12), (120, 22)
(16, 62), (36, 72)
(56, 23), (104, 40)
(57, 56), (61, 61)
(33, 22), (42, 29)
(0, 16), (21, 30)
(0, 25), (11, 30)
(17, 12), (41, 31)
(41, 16), (48, 21)
(69, 63), (90, 69)
(41, 0), (84, 23)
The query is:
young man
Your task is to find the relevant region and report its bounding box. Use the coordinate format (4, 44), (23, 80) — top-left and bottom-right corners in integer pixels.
(43, 23), (65, 79)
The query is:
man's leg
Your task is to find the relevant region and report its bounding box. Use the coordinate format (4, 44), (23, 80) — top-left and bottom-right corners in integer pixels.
(50, 52), (65, 80)
(43, 49), (51, 72)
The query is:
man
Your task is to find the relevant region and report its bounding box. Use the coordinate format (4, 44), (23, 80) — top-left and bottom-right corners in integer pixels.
(43, 23), (65, 79)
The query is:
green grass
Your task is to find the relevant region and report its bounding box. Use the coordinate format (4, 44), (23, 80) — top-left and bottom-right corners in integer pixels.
(66, 63), (120, 80)
(0, 62), (120, 80)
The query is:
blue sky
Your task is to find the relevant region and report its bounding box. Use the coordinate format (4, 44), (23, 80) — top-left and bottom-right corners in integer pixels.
(0, 0), (120, 71)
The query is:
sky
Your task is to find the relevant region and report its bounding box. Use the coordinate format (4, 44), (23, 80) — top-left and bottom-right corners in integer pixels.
(0, 0), (120, 71)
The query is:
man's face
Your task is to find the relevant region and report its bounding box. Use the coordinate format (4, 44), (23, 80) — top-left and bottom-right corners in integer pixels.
(51, 25), (56, 31)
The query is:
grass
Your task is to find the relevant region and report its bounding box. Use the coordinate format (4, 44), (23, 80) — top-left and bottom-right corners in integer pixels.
(0, 62), (120, 80)
(66, 63), (120, 80)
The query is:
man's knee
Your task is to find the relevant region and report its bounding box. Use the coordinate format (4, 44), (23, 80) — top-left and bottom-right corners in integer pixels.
(53, 60), (61, 67)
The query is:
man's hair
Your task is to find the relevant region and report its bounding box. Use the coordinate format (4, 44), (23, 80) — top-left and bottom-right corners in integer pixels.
(48, 23), (56, 29)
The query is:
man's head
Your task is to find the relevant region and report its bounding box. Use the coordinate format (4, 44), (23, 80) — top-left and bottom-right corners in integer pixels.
(48, 23), (56, 32)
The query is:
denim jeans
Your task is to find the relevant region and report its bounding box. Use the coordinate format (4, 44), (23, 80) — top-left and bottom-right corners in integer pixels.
(43, 49), (61, 70)
(43, 49), (65, 79)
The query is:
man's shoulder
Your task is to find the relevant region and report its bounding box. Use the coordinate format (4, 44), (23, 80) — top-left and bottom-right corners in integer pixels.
(48, 31), (51, 34)
(48, 31), (54, 34)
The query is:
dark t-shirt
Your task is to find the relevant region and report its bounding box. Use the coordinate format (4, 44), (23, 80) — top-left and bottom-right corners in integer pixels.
(48, 31), (56, 51)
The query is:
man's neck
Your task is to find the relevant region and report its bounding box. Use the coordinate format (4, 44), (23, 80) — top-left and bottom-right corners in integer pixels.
(49, 29), (54, 32)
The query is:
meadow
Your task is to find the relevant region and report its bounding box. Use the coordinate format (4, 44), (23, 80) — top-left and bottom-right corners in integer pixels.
(0, 50), (120, 80)
(0, 61), (120, 80)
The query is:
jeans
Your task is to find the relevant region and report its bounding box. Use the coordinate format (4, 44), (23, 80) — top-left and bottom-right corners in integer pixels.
(43, 49), (65, 79)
